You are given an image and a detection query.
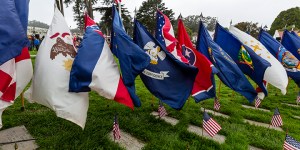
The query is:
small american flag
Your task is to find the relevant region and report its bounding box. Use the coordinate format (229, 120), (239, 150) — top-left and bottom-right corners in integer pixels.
(283, 134), (300, 150)
(113, 115), (121, 141)
(214, 97), (221, 111)
(296, 93), (300, 104)
(254, 97), (262, 108)
(158, 101), (167, 118)
(271, 108), (283, 127)
(203, 111), (222, 137)
(114, 0), (122, 4)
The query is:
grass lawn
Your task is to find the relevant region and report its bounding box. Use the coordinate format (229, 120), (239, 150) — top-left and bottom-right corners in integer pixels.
(1, 57), (300, 150)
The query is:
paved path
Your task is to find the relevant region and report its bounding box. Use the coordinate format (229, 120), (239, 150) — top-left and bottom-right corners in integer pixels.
(200, 108), (230, 118)
(241, 105), (270, 112)
(150, 112), (179, 126)
(187, 124), (226, 144)
(243, 119), (283, 132)
(109, 129), (145, 150)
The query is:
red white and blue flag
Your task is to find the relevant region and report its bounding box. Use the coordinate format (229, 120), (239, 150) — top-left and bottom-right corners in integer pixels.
(69, 14), (134, 109)
(156, 11), (188, 63)
(284, 135), (300, 150)
(158, 101), (167, 118)
(297, 93), (300, 104)
(271, 108), (283, 127)
(113, 114), (121, 140)
(214, 98), (221, 111)
(114, 0), (122, 4)
(203, 111), (222, 137)
(254, 97), (262, 108)
(177, 18), (216, 102)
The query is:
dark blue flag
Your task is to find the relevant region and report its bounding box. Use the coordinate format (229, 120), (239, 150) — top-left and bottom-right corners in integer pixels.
(133, 20), (198, 110)
(291, 31), (300, 39)
(214, 23), (271, 98)
(259, 29), (300, 87)
(0, 0), (29, 65)
(111, 5), (151, 107)
(282, 30), (300, 60)
(197, 22), (257, 103)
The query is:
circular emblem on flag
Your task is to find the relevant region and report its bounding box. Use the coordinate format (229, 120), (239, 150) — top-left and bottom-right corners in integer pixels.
(182, 45), (196, 65)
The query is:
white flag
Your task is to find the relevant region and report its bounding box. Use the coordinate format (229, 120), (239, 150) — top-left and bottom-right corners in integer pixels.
(24, 7), (89, 129)
(229, 26), (288, 95)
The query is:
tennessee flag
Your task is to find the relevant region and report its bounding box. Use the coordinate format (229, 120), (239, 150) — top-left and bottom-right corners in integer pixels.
(177, 19), (216, 102)
(156, 11), (188, 63)
(25, 6), (89, 129)
(69, 14), (134, 109)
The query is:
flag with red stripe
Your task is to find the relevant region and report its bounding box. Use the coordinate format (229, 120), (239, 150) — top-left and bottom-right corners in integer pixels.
(203, 111), (222, 137)
(114, 0), (122, 4)
(296, 93), (300, 104)
(113, 114), (121, 140)
(254, 97), (262, 108)
(214, 98), (221, 111)
(158, 101), (167, 118)
(271, 107), (283, 127)
(284, 135), (300, 150)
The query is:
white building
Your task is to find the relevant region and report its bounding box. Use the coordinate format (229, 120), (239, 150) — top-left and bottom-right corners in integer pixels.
(27, 26), (48, 37)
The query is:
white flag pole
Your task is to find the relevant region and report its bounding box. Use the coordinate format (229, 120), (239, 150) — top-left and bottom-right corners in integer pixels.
(118, 1), (122, 22)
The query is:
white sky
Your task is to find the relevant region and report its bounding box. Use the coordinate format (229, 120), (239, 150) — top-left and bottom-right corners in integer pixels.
(29, 0), (300, 29)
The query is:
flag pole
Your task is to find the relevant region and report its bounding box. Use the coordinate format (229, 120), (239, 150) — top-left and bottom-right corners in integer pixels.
(218, 80), (222, 98)
(21, 92), (25, 111)
(202, 108), (205, 136)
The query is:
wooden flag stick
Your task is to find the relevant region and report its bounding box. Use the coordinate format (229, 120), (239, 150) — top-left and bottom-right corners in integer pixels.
(218, 80), (222, 98)
(21, 92), (25, 111)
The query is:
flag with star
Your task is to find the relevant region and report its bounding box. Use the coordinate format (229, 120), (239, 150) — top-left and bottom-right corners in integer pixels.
(158, 100), (167, 118)
(177, 18), (216, 102)
(229, 26), (288, 96)
(198, 21), (257, 103)
(254, 97), (262, 108)
(113, 114), (121, 141)
(283, 134), (300, 150)
(155, 10), (188, 63)
(133, 19), (198, 110)
(203, 111), (222, 137)
(214, 23), (270, 102)
(271, 107), (283, 127)
(111, 5), (151, 107)
(259, 29), (300, 89)
(282, 30), (300, 61)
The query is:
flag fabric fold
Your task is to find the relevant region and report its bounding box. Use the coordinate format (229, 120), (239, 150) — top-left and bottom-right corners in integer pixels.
(198, 22), (257, 103)
(0, 0), (29, 65)
(111, 5), (150, 107)
(69, 14), (134, 109)
(177, 19), (216, 102)
(259, 29), (300, 88)
(229, 26), (288, 95)
(214, 23), (272, 100)
(156, 11), (188, 63)
(133, 19), (198, 110)
(282, 30), (300, 61)
(24, 7), (89, 129)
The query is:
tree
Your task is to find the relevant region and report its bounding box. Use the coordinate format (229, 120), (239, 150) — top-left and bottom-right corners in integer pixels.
(136, 0), (175, 35)
(95, 4), (133, 36)
(234, 22), (260, 38)
(28, 20), (49, 28)
(270, 7), (300, 35)
(182, 14), (217, 33)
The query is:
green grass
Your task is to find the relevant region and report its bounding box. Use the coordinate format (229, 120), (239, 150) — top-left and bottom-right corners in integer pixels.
(1, 61), (300, 149)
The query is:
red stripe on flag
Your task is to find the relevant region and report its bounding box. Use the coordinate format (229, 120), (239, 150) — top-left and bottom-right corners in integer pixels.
(1, 82), (16, 102)
(0, 70), (13, 93)
(15, 47), (30, 63)
(114, 77), (134, 109)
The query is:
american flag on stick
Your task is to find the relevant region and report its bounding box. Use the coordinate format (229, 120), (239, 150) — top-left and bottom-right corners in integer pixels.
(283, 134), (300, 150)
(271, 108), (283, 127)
(203, 111), (222, 137)
(158, 101), (167, 118)
(214, 97), (221, 111)
(113, 114), (121, 141)
(254, 97), (262, 108)
(296, 93), (300, 104)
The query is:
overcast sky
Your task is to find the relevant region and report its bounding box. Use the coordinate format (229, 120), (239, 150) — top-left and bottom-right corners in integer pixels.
(29, 0), (300, 29)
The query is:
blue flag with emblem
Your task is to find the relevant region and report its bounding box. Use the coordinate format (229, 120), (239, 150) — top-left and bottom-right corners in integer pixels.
(111, 5), (151, 107)
(197, 21), (257, 102)
(214, 23), (271, 99)
(282, 30), (300, 61)
(259, 29), (300, 87)
(133, 19), (198, 110)
(0, 0), (29, 65)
